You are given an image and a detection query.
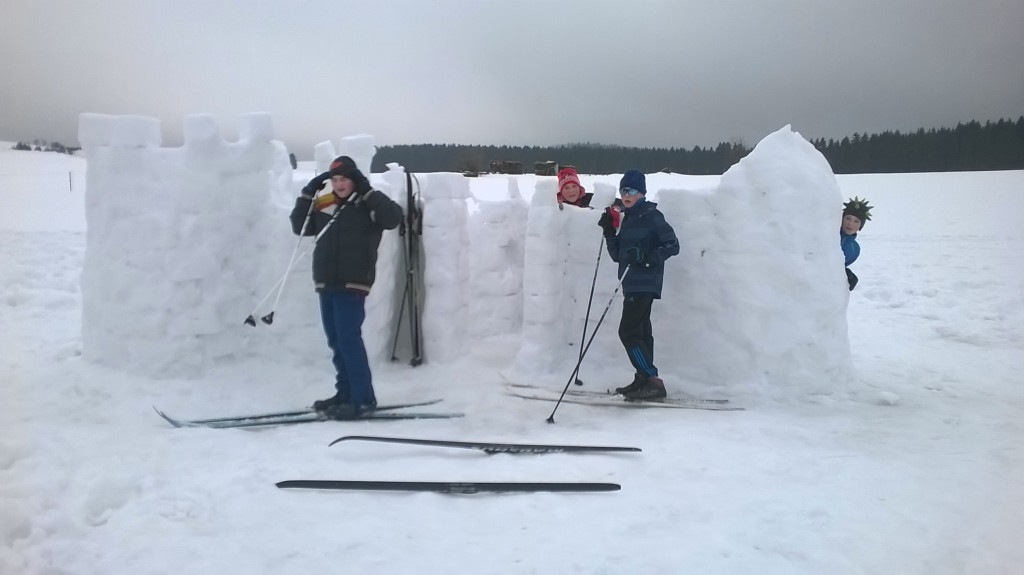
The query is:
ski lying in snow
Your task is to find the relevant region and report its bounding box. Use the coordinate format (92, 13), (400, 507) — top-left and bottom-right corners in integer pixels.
(154, 399), (460, 429)
(328, 435), (641, 454)
(276, 480), (620, 493)
(504, 384), (744, 411)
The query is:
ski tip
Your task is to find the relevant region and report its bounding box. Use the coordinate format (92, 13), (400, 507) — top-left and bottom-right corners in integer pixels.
(328, 435), (412, 447)
(152, 406), (184, 428)
(328, 435), (366, 447)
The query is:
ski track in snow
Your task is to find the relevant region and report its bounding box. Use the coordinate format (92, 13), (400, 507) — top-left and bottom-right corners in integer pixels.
(2, 191), (1023, 574)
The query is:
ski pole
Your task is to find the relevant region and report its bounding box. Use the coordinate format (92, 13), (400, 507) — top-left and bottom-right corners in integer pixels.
(248, 194), (350, 326)
(244, 264), (293, 326)
(572, 236), (606, 385)
(260, 199), (352, 325)
(244, 195), (317, 326)
(546, 265), (630, 424)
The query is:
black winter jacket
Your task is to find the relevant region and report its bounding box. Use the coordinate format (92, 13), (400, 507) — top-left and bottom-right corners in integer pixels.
(605, 199), (679, 298)
(290, 189), (403, 293)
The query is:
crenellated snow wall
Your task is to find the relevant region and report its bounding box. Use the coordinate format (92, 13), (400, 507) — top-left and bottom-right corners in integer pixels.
(78, 115), (852, 399)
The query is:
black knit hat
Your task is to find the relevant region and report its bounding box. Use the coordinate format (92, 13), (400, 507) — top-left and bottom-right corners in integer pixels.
(843, 196), (873, 229)
(619, 170), (647, 195)
(329, 155), (361, 179)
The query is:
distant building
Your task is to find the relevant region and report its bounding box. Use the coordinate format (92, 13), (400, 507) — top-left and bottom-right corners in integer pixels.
(489, 160), (523, 175)
(534, 160), (557, 176)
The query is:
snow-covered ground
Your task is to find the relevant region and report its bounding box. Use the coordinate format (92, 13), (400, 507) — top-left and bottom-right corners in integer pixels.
(1, 140), (1022, 574)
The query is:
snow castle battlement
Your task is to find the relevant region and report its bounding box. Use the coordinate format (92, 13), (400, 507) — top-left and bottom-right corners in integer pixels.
(77, 112), (306, 377)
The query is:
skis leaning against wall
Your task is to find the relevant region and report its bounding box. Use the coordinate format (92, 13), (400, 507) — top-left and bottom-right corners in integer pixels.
(390, 169), (424, 366)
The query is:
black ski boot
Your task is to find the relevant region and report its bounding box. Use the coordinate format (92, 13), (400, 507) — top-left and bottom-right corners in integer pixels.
(312, 391), (347, 413)
(323, 402), (359, 420)
(624, 377), (667, 401)
(323, 401), (377, 421)
(614, 373), (646, 396)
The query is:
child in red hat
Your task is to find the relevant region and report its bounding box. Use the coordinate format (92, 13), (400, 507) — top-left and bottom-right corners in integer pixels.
(556, 167), (593, 208)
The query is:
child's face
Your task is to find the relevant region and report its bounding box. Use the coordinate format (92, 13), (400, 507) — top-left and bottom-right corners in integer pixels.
(331, 175), (356, 198)
(842, 214), (862, 235)
(561, 183), (582, 203)
(620, 190), (643, 208)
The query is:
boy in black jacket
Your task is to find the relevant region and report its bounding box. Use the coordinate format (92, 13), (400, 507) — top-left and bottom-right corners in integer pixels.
(290, 156), (403, 419)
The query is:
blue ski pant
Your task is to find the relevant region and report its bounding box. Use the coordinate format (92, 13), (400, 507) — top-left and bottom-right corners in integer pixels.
(619, 293), (658, 378)
(318, 291), (376, 406)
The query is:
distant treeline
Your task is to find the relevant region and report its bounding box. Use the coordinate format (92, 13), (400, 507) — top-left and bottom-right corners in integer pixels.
(371, 117), (1024, 175)
(11, 139), (79, 155)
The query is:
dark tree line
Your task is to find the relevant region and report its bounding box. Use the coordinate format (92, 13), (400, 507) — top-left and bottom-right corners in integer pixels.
(11, 139), (79, 155)
(810, 117), (1024, 173)
(370, 117), (1023, 175)
(370, 141), (749, 175)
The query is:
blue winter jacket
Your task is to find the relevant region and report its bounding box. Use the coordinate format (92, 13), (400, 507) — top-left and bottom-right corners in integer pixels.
(605, 198), (679, 298)
(840, 231), (860, 266)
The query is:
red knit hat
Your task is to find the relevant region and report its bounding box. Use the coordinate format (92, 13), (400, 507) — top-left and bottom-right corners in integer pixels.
(557, 168), (583, 193)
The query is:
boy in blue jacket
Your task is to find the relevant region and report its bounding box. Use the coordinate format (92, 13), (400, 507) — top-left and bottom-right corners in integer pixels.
(841, 197), (872, 291)
(597, 170), (680, 400)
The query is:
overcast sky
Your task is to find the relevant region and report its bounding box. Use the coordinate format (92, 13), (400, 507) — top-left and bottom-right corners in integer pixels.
(2, 0), (1022, 157)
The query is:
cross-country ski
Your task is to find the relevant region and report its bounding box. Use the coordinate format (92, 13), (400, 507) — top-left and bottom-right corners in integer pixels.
(275, 480), (621, 494)
(328, 435), (642, 454)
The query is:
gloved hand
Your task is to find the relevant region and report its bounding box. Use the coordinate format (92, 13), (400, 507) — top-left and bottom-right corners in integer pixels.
(346, 170), (373, 198)
(597, 209), (617, 238)
(625, 246), (646, 265)
(301, 171), (332, 197)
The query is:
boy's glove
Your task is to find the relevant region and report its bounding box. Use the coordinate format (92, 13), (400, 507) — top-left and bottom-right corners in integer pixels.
(597, 209), (617, 238)
(626, 247), (664, 267)
(625, 246), (647, 266)
(302, 171), (332, 197)
(347, 171), (372, 198)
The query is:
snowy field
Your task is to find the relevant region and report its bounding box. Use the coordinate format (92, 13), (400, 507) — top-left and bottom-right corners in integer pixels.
(1, 140), (1022, 574)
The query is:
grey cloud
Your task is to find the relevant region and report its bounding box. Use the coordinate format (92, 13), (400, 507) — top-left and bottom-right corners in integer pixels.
(1, 0), (1021, 157)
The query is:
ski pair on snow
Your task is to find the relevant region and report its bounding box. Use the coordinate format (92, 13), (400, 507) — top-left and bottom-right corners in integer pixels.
(154, 399), (461, 429)
(503, 382), (745, 411)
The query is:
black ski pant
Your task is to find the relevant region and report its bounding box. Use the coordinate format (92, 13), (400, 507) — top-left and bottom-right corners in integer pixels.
(618, 293), (658, 378)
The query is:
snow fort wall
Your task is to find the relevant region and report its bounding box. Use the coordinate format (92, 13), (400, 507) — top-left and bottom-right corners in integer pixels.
(417, 173), (471, 363)
(663, 125), (853, 394)
(509, 126), (852, 397)
(77, 113), (317, 377)
(466, 178), (528, 339)
(510, 179), (624, 378)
